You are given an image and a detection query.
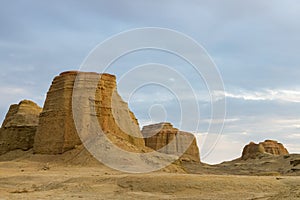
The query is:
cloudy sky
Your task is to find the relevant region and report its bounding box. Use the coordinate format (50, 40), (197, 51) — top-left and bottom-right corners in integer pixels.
(1, 0), (300, 164)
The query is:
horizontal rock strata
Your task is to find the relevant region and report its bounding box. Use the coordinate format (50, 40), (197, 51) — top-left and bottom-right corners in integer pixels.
(142, 122), (200, 163)
(242, 140), (289, 160)
(33, 71), (145, 154)
(0, 100), (42, 155)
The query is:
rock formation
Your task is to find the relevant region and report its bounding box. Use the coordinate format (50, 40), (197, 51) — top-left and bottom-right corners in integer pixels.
(142, 122), (200, 163)
(241, 140), (289, 160)
(262, 140), (289, 155)
(0, 100), (42, 155)
(33, 71), (145, 154)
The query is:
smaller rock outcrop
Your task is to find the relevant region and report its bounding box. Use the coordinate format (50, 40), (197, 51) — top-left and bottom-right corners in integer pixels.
(0, 100), (42, 155)
(242, 140), (289, 160)
(142, 122), (200, 163)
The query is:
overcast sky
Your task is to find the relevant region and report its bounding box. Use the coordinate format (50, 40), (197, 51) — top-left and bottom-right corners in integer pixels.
(1, 0), (300, 164)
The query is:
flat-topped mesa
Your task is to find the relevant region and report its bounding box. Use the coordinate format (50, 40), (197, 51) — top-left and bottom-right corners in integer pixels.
(241, 140), (289, 160)
(0, 100), (42, 155)
(33, 71), (145, 154)
(142, 122), (200, 163)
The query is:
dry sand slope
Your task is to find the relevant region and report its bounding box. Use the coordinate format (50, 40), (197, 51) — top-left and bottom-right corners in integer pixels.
(0, 149), (299, 200)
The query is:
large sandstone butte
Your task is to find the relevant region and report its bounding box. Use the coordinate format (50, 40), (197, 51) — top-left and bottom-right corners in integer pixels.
(0, 100), (42, 155)
(142, 122), (200, 163)
(241, 140), (289, 160)
(33, 71), (145, 154)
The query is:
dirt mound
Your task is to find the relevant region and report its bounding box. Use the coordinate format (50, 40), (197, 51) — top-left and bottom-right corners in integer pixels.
(204, 154), (300, 176)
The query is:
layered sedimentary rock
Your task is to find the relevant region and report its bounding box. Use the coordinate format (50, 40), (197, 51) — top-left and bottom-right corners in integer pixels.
(33, 71), (145, 154)
(262, 140), (289, 155)
(142, 122), (200, 163)
(0, 100), (42, 155)
(33, 71), (81, 154)
(242, 140), (289, 160)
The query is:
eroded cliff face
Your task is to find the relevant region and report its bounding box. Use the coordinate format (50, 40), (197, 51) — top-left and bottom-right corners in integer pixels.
(262, 140), (289, 155)
(33, 71), (81, 154)
(0, 100), (42, 155)
(242, 140), (289, 160)
(33, 71), (145, 154)
(142, 122), (200, 163)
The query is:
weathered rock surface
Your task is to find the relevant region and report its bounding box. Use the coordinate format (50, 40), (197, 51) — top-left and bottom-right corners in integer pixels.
(33, 71), (82, 154)
(142, 122), (200, 163)
(262, 140), (289, 155)
(0, 100), (42, 155)
(33, 71), (145, 154)
(241, 140), (289, 160)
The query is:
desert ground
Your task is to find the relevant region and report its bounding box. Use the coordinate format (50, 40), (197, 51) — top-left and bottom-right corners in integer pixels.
(0, 148), (299, 200)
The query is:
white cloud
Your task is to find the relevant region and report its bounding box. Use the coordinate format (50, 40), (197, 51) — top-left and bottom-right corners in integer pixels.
(201, 118), (239, 124)
(270, 119), (300, 129)
(224, 89), (300, 103)
(286, 134), (300, 139)
(0, 86), (28, 96)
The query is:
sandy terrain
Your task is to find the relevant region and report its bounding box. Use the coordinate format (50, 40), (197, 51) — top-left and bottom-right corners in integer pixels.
(0, 149), (299, 200)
